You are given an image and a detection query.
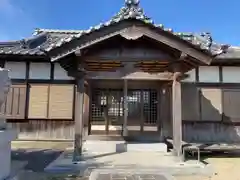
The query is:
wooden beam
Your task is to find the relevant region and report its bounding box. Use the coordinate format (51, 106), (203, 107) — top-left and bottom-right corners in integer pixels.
(133, 26), (212, 65)
(87, 71), (173, 80)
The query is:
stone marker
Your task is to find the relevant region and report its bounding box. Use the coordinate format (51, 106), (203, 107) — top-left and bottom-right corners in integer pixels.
(0, 68), (11, 129)
(0, 68), (18, 180)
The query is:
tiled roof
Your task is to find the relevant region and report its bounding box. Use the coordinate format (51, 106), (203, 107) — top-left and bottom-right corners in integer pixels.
(0, 0), (231, 59)
(216, 46), (240, 59)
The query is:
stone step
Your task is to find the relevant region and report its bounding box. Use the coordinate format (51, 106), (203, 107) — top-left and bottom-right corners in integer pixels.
(83, 141), (167, 153)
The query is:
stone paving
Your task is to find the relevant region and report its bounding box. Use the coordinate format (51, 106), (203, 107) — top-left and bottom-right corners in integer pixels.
(90, 173), (174, 180)
(9, 171), (175, 180)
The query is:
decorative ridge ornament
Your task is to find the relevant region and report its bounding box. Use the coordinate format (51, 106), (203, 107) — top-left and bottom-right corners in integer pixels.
(125, 0), (140, 8)
(111, 0), (152, 23)
(193, 32), (229, 56)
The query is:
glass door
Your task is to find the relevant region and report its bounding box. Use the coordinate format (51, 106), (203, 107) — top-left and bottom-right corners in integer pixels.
(90, 89), (123, 135)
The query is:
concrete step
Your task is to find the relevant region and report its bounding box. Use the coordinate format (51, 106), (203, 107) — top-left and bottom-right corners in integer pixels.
(127, 143), (167, 152)
(83, 140), (167, 153)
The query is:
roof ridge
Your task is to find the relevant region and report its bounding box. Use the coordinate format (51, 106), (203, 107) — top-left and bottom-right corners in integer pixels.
(34, 28), (84, 34)
(0, 41), (21, 47)
(229, 46), (240, 49)
(0, 1), (229, 57)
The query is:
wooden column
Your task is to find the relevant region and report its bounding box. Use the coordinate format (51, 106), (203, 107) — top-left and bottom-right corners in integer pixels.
(73, 75), (85, 162)
(159, 86), (166, 141)
(172, 72), (182, 158)
(123, 79), (128, 136)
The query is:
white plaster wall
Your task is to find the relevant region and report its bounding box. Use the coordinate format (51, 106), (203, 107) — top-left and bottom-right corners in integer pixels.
(54, 63), (74, 80)
(29, 63), (51, 79)
(4, 62), (26, 79)
(222, 66), (240, 83)
(181, 69), (196, 82)
(199, 66), (220, 82)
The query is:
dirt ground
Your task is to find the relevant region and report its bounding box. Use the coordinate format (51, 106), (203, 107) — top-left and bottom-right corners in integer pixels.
(175, 154), (240, 180)
(11, 141), (73, 150)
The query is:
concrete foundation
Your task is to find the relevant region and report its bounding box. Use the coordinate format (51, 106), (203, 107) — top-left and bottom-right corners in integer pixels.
(83, 140), (168, 153)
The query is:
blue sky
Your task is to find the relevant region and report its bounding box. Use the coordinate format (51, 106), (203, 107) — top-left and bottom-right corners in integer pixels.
(0, 0), (239, 45)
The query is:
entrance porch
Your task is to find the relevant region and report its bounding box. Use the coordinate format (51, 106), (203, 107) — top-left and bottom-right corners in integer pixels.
(62, 28), (213, 159)
(50, 1), (219, 159)
(84, 79), (169, 153)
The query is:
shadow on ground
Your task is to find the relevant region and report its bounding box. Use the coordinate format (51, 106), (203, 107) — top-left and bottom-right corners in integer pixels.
(45, 150), (124, 177)
(11, 149), (63, 172)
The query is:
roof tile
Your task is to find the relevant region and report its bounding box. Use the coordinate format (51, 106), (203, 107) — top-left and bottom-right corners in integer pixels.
(0, 0), (230, 58)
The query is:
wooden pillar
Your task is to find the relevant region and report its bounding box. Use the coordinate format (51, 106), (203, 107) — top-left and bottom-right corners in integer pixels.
(123, 79), (128, 136)
(73, 76), (85, 162)
(159, 86), (166, 141)
(172, 72), (182, 158)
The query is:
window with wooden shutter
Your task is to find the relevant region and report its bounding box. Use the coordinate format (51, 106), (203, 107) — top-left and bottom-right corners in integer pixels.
(28, 84), (49, 119)
(200, 88), (222, 121)
(48, 84), (74, 119)
(181, 84), (200, 121)
(222, 89), (240, 122)
(4, 84), (26, 119)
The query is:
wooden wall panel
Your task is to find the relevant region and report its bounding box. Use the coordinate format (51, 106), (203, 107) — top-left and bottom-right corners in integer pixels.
(4, 85), (26, 119)
(181, 84), (200, 121)
(222, 89), (240, 122)
(183, 123), (240, 143)
(48, 85), (74, 119)
(8, 120), (75, 140)
(28, 84), (48, 119)
(200, 88), (222, 121)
